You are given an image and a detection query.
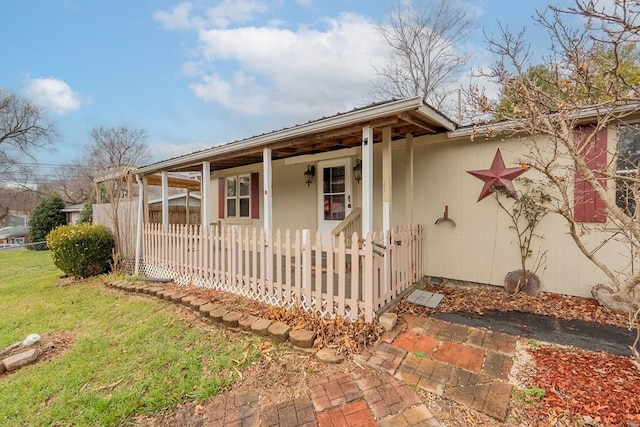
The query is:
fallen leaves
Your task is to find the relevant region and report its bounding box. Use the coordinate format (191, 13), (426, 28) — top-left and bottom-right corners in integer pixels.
(530, 347), (640, 426)
(396, 283), (629, 329)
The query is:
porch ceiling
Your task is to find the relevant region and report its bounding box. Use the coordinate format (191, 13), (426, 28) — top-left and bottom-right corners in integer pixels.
(136, 97), (456, 175)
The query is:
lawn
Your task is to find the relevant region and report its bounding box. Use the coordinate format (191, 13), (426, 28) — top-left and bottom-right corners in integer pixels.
(0, 249), (262, 426)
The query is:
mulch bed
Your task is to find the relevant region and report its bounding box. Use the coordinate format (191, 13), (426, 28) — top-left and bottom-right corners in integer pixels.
(528, 347), (640, 426)
(396, 282), (630, 329)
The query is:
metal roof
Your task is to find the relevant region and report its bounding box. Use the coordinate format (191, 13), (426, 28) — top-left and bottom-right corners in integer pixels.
(135, 97), (456, 175)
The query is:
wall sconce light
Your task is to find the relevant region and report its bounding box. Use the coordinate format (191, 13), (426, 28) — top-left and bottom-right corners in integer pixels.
(353, 159), (362, 183)
(304, 164), (315, 186)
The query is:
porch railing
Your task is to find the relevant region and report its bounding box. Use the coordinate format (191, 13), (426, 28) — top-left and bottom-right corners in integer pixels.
(141, 223), (423, 321)
(332, 207), (362, 247)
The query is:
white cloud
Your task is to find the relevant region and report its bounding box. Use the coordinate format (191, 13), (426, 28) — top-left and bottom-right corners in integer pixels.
(184, 12), (387, 117)
(153, 2), (194, 30)
(154, 0), (269, 30)
(23, 78), (86, 115)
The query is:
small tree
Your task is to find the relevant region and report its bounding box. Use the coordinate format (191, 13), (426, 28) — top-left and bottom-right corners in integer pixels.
(87, 126), (149, 256)
(29, 193), (66, 247)
(495, 178), (550, 294)
(371, 0), (473, 115)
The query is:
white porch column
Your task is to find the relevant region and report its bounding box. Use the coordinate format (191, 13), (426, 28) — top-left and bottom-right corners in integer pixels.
(142, 175), (149, 223)
(405, 133), (414, 225)
(201, 161), (211, 228)
(263, 148), (273, 235)
(134, 174), (144, 275)
(161, 171), (169, 226)
(362, 126), (374, 236)
(382, 127), (392, 234)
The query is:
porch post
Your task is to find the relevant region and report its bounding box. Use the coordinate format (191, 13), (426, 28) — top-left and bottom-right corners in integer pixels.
(201, 161), (211, 228)
(382, 127), (392, 233)
(405, 133), (414, 225)
(134, 174), (144, 275)
(362, 126), (374, 236)
(185, 189), (190, 226)
(263, 148), (273, 235)
(161, 171), (169, 227)
(142, 175), (149, 223)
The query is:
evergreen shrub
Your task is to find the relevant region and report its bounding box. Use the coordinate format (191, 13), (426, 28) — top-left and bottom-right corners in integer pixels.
(47, 224), (114, 278)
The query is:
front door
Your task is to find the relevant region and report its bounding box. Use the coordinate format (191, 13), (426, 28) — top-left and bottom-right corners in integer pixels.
(317, 158), (352, 244)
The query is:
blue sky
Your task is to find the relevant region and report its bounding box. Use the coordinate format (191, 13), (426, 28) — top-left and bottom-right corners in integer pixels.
(1, 0), (575, 177)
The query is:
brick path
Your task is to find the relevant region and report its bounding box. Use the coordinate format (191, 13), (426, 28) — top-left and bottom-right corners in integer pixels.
(356, 314), (516, 421)
(107, 281), (518, 425)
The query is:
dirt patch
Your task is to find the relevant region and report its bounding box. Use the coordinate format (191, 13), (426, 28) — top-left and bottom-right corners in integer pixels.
(1, 331), (75, 375)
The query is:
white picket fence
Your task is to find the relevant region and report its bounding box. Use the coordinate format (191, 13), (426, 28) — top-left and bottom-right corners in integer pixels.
(141, 223), (423, 321)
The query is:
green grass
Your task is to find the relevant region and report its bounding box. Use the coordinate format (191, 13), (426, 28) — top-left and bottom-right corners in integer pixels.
(0, 249), (261, 426)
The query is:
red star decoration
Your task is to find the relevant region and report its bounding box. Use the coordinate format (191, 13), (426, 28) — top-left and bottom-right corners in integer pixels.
(467, 149), (526, 202)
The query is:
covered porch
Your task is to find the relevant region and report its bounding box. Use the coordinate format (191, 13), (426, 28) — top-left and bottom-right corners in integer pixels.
(132, 98), (456, 320)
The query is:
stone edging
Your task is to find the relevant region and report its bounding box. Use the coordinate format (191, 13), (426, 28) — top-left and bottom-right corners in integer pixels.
(106, 280), (345, 363)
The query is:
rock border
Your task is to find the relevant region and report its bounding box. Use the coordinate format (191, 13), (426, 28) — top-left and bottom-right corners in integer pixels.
(106, 280), (324, 355)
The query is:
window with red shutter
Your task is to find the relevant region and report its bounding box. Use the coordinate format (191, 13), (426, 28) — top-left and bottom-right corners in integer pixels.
(218, 173), (259, 220)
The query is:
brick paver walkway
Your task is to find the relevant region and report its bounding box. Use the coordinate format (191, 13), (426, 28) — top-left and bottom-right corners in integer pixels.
(356, 314), (516, 422)
(107, 281), (518, 425)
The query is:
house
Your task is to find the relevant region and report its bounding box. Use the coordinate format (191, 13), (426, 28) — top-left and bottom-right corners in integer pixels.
(0, 212), (29, 228)
(147, 193), (201, 225)
(0, 225), (29, 246)
(97, 97), (635, 320)
(61, 204), (85, 224)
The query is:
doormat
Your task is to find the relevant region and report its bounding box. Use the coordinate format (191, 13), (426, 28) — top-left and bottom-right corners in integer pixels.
(406, 289), (444, 308)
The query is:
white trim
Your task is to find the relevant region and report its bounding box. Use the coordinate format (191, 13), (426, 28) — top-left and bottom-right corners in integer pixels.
(263, 149), (273, 235)
(362, 126), (374, 237)
(382, 127), (392, 233)
(201, 161), (210, 227)
(161, 171), (169, 226)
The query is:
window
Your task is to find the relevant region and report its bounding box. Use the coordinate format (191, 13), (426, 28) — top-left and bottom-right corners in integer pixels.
(218, 172), (259, 220)
(616, 124), (640, 217)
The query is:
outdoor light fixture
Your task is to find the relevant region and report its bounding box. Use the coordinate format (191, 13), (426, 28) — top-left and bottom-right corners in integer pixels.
(304, 164), (316, 186)
(353, 159), (362, 183)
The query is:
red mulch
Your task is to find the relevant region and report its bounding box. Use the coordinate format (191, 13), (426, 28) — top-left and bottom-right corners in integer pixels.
(530, 347), (640, 426)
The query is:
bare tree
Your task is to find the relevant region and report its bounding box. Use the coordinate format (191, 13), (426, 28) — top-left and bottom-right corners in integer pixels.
(0, 89), (56, 221)
(469, 0), (640, 365)
(371, 0), (473, 114)
(88, 126), (150, 257)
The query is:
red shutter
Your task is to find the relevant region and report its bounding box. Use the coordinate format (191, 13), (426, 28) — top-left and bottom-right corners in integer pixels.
(251, 172), (259, 219)
(218, 177), (225, 219)
(574, 125), (607, 222)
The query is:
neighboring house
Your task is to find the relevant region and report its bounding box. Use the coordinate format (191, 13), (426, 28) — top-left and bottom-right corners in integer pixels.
(148, 193), (201, 225)
(148, 193), (201, 208)
(0, 212), (29, 228)
(62, 204), (85, 224)
(96, 97), (636, 320)
(0, 226), (29, 246)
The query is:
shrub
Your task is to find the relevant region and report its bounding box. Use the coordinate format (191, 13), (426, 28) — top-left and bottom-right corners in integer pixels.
(47, 224), (114, 278)
(29, 193), (67, 249)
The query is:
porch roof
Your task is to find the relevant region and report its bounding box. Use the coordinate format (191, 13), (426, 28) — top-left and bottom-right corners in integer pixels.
(136, 97), (456, 175)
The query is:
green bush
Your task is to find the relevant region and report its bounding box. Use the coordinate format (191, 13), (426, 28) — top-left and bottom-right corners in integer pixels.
(47, 224), (114, 278)
(29, 193), (67, 249)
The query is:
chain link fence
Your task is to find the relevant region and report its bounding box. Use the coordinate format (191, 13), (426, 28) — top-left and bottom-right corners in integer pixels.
(0, 241), (48, 252)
